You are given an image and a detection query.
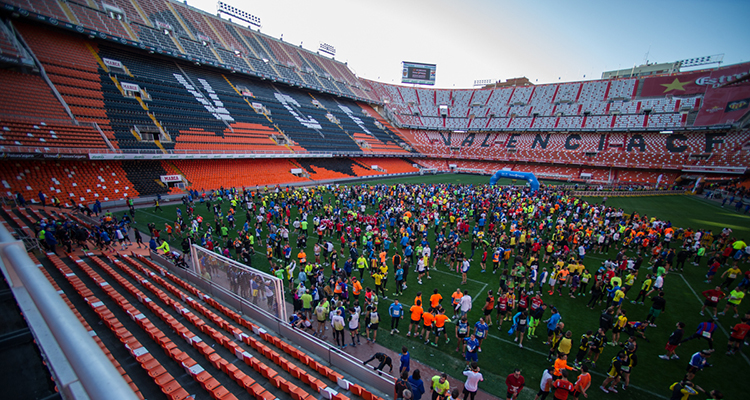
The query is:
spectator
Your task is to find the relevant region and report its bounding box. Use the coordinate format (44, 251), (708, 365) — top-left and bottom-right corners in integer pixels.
(408, 370), (426, 400)
(462, 362), (483, 400)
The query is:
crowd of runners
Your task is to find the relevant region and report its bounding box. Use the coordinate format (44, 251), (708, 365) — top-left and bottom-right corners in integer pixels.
(35, 181), (750, 400)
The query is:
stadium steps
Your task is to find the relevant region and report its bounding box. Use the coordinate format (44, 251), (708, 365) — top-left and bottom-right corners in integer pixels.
(121, 160), (172, 197)
(57, 251), (241, 400)
(112, 252), (350, 400)
(127, 252), (382, 400)
(33, 252), (161, 400)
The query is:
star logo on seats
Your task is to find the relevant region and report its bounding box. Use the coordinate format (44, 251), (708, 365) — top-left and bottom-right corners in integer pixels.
(661, 78), (690, 93)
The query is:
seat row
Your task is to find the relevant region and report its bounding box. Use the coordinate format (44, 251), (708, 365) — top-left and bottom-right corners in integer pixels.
(113, 251), (359, 400)
(41, 251), (187, 399)
(131, 253), (384, 400)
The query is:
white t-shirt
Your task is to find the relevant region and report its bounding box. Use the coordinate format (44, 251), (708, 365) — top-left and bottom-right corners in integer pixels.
(539, 370), (554, 392)
(459, 295), (473, 312)
(348, 312), (359, 329)
(654, 275), (664, 288)
(462, 370), (483, 392)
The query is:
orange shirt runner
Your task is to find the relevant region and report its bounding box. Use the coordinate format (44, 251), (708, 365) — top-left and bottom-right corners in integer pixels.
(434, 314), (450, 328)
(430, 293), (443, 309)
(423, 312), (435, 327)
(410, 305), (424, 322)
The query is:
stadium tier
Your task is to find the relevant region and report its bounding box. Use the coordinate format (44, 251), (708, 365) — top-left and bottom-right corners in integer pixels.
(0, 0), (373, 100)
(1, 158), (420, 205)
(0, 3), (748, 197)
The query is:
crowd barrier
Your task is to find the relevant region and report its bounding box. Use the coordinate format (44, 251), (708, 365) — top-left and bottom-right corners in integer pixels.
(572, 189), (687, 197)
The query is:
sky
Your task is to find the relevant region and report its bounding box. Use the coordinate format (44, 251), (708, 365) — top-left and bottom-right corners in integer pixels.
(185, 0), (750, 88)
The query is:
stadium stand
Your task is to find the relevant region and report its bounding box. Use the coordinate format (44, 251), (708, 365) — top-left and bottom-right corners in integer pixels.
(170, 159), (308, 190)
(1, 160), (139, 206)
(0, 3), (747, 192)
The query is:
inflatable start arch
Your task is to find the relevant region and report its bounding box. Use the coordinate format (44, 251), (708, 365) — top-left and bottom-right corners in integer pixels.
(489, 170), (540, 193)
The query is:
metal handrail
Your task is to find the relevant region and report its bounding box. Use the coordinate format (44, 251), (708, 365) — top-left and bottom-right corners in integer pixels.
(0, 224), (138, 400)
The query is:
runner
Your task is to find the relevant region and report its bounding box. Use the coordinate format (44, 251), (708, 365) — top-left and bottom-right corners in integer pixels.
(719, 286), (745, 318)
(455, 316), (469, 353)
(430, 373), (451, 400)
(727, 317), (750, 355)
(462, 362), (483, 400)
(645, 291), (666, 328)
(421, 308), (435, 344)
(511, 310), (529, 348)
(406, 300), (424, 337)
(571, 365), (591, 400)
(390, 299), (404, 335)
(551, 370), (574, 400)
(659, 322), (685, 360)
(432, 308), (451, 347)
(363, 352), (393, 375)
(474, 317), (489, 352)
(699, 286), (726, 319)
(599, 351), (627, 393)
(505, 368), (525, 400)
(533, 367), (555, 400)
(685, 350), (712, 380)
(463, 333), (480, 369)
(348, 307), (361, 347)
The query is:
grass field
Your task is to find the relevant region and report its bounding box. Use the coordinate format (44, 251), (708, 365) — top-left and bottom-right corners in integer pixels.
(129, 174), (749, 399)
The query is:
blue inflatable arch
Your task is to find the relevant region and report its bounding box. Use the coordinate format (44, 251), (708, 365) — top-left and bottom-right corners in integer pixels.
(489, 170), (540, 193)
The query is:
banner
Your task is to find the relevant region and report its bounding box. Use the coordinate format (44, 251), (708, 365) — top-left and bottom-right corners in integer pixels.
(160, 175), (182, 183)
(155, 21), (173, 31)
(640, 62), (750, 97)
(102, 58), (123, 69)
(121, 82), (140, 92)
(694, 84), (750, 126)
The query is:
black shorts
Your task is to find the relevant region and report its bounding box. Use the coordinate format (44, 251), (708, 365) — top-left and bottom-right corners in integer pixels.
(457, 333), (467, 340)
(612, 326), (622, 334)
(483, 308), (492, 316)
(704, 300), (718, 308)
(369, 323), (379, 330)
(497, 309), (507, 316)
(435, 326), (445, 335)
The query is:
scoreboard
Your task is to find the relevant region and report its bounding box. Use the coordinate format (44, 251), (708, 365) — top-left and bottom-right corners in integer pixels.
(402, 62), (436, 85)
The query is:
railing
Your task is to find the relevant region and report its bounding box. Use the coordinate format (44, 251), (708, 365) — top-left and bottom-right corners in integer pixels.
(151, 252), (396, 396)
(0, 224), (138, 400)
(572, 189), (687, 197)
(92, 122), (116, 151)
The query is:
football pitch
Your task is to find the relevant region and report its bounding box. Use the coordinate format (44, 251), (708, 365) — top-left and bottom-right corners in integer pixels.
(129, 174), (749, 399)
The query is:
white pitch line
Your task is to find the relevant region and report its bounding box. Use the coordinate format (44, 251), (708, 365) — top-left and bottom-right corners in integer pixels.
(471, 283), (489, 306)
